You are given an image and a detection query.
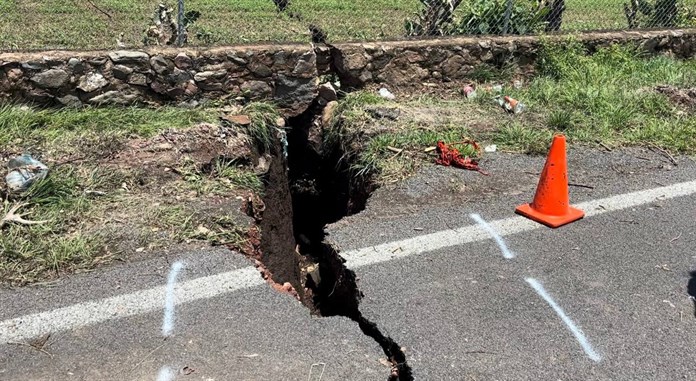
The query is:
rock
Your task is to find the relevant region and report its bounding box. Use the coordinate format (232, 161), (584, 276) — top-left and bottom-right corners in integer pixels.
(240, 80), (272, 99)
(128, 73), (148, 86)
(87, 90), (138, 105)
(21, 61), (46, 71)
(57, 94), (82, 107)
(321, 100), (339, 126)
(150, 55), (174, 75)
(223, 114), (251, 126)
(31, 69), (69, 88)
(184, 81), (199, 96)
(274, 75), (317, 116)
(318, 82), (337, 102)
(368, 107), (400, 120)
(226, 52), (248, 66)
(248, 62), (272, 77)
(150, 80), (168, 95)
(167, 68), (192, 84)
(336, 51), (369, 71)
(7, 68), (23, 82)
(25, 89), (53, 103)
(193, 70), (226, 91)
(292, 51), (317, 78)
(193, 70), (225, 82)
(89, 57), (108, 66)
(68, 58), (85, 74)
(77, 73), (108, 92)
(332, 50), (370, 86)
(112, 65), (134, 80)
(109, 50), (150, 64)
(174, 53), (193, 70)
(441, 55), (466, 78)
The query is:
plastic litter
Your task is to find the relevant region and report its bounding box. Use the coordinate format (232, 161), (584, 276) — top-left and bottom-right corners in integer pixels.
(484, 144), (497, 153)
(5, 154), (49, 194)
(496, 95), (525, 114)
(435, 140), (488, 175)
(378, 88), (396, 100)
(463, 84), (477, 99)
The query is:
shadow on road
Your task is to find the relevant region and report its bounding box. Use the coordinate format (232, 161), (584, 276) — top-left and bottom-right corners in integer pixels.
(688, 271), (696, 317)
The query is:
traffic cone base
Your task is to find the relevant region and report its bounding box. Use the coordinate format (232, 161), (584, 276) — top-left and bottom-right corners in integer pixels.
(515, 203), (584, 228)
(515, 133), (585, 228)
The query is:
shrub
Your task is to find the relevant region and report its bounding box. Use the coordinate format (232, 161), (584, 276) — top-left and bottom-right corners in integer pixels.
(405, 0), (552, 37)
(624, 0), (693, 28)
(405, 0), (463, 36)
(454, 0), (549, 35)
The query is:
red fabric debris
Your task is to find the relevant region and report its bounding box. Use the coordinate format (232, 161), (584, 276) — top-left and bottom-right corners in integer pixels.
(435, 140), (488, 175)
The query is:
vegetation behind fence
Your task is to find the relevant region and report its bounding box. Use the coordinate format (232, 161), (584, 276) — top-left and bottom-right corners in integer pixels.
(0, 0), (694, 51)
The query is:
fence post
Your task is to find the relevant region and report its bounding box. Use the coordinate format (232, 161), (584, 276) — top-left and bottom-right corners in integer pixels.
(176, 0), (185, 46)
(503, 0), (513, 34)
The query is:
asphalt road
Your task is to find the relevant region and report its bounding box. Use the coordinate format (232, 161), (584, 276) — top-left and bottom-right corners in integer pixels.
(1, 148), (695, 381)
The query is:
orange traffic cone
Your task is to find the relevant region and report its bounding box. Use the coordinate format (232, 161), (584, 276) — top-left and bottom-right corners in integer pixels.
(515, 134), (584, 228)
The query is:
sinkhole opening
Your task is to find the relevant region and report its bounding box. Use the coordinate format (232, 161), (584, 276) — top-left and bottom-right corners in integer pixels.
(242, 99), (412, 380)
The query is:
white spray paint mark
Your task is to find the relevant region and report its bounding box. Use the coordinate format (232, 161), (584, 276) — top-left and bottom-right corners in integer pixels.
(2, 180), (696, 342)
(469, 213), (515, 259)
(156, 365), (176, 381)
(162, 261), (184, 337)
(525, 278), (602, 362)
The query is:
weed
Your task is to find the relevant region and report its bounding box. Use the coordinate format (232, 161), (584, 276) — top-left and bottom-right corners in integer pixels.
(547, 110), (575, 130)
(242, 102), (281, 152)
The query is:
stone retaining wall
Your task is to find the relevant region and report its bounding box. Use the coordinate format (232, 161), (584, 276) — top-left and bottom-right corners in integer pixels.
(1, 29), (694, 115)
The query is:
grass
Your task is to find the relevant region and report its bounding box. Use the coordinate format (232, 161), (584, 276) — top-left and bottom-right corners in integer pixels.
(0, 104), (265, 285)
(0, 0), (694, 50)
(331, 42), (696, 182)
(241, 102), (282, 152)
(502, 40), (696, 152)
(0, 105), (216, 156)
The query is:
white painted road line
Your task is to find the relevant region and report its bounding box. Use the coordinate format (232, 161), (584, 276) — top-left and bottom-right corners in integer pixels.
(525, 278), (602, 362)
(0, 267), (264, 343)
(162, 261), (184, 337)
(343, 179), (696, 268)
(469, 213), (516, 259)
(1, 180), (696, 343)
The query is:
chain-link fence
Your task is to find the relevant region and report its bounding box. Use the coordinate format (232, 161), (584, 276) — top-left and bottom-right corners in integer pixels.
(406, 0), (696, 37)
(0, 0), (694, 51)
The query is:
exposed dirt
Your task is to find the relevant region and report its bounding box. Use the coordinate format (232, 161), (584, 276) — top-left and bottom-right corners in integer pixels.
(656, 85), (696, 110)
(256, 139), (306, 300)
(240, 99), (413, 380)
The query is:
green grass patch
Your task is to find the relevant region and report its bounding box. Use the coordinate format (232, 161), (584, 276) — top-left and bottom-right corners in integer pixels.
(3, 0), (693, 49)
(497, 40), (696, 153)
(334, 43), (695, 183)
(241, 102), (282, 152)
(0, 104), (216, 150)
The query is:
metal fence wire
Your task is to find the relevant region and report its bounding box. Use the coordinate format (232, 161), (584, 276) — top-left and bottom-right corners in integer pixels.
(0, 0), (694, 51)
(406, 0), (695, 37)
